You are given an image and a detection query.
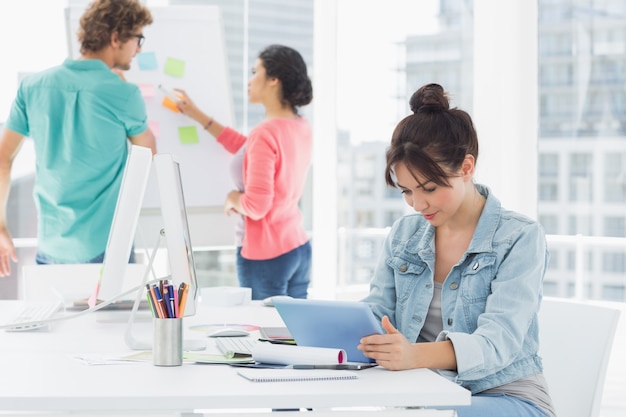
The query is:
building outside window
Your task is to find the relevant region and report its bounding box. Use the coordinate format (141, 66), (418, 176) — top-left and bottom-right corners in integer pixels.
(1, 1), (625, 415)
(2, 0), (625, 303)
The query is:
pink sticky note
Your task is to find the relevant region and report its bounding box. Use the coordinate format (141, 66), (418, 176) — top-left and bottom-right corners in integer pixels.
(138, 83), (156, 98)
(148, 120), (160, 138)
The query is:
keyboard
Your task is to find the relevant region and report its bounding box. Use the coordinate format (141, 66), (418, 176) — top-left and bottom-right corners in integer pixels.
(4, 300), (65, 332)
(215, 337), (259, 357)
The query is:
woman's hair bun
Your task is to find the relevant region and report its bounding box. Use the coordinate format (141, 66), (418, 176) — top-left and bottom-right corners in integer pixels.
(409, 83), (449, 114)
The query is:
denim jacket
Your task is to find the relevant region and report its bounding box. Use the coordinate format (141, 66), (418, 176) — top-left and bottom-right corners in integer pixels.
(363, 184), (549, 394)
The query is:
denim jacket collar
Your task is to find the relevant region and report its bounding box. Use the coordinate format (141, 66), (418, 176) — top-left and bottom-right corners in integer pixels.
(406, 183), (500, 260)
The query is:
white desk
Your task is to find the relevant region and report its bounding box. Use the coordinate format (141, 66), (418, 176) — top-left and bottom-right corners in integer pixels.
(0, 300), (470, 415)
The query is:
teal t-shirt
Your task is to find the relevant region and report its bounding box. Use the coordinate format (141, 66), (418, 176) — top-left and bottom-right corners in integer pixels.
(5, 59), (148, 262)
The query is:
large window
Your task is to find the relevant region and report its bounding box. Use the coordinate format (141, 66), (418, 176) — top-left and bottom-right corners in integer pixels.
(1, 2), (624, 414)
(2, 0), (625, 305)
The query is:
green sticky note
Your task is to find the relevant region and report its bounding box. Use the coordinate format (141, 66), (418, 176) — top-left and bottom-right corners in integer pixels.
(178, 126), (199, 144)
(164, 57), (186, 78)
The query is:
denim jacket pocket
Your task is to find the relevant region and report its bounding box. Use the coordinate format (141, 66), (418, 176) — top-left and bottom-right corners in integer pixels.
(460, 254), (497, 303)
(387, 256), (428, 303)
(387, 256), (427, 276)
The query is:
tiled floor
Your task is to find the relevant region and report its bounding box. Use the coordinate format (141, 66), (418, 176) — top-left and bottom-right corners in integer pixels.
(600, 302), (626, 417)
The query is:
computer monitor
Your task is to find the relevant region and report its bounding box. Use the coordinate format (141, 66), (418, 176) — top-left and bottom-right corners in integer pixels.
(153, 153), (198, 316)
(89, 148), (198, 319)
(92, 145), (152, 303)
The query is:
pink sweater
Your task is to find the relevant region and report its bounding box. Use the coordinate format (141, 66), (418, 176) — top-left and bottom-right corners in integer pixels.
(217, 117), (312, 260)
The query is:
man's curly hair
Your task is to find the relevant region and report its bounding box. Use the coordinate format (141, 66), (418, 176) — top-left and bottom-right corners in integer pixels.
(78, 0), (153, 54)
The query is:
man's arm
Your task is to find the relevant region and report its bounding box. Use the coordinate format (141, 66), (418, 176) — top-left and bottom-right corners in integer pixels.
(0, 129), (26, 276)
(129, 128), (157, 155)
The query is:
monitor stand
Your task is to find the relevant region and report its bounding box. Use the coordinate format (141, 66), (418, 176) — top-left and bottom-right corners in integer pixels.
(124, 231), (205, 351)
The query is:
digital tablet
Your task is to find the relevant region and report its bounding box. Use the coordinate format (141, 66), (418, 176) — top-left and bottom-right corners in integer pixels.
(272, 298), (383, 363)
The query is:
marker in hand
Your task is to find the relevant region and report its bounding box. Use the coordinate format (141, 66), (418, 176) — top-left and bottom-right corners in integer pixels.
(158, 84), (179, 101)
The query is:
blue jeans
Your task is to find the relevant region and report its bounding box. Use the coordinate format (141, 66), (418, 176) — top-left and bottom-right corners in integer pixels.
(236, 241), (311, 300)
(36, 249), (136, 264)
(434, 393), (550, 417)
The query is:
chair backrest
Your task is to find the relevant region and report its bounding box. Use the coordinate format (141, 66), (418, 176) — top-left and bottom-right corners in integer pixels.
(538, 297), (621, 417)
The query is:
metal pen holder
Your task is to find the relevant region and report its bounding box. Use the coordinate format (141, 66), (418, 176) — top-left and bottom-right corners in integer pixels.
(153, 318), (183, 366)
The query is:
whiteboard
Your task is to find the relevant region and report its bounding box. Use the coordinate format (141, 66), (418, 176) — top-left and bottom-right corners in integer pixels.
(66, 6), (235, 208)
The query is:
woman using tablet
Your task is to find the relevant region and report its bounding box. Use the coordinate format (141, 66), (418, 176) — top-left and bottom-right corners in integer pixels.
(358, 83), (555, 417)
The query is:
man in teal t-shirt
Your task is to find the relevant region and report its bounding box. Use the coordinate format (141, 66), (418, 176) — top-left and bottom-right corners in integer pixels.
(0, 0), (156, 276)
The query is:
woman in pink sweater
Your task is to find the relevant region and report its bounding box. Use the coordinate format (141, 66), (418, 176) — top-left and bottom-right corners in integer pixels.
(174, 45), (313, 300)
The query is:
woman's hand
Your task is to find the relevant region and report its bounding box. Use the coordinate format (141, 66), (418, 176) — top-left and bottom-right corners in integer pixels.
(224, 190), (245, 216)
(358, 316), (417, 370)
(173, 88), (205, 124)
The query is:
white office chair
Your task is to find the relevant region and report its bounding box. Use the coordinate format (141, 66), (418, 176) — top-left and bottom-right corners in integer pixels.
(538, 297), (621, 417)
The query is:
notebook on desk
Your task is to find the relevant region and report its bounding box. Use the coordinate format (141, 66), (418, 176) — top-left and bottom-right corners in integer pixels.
(272, 298), (383, 363)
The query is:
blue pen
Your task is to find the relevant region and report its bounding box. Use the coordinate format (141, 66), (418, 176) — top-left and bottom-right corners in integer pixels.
(167, 284), (176, 318)
(153, 285), (167, 318)
(168, 284), (178, 318)
(162, 285), (174, 318)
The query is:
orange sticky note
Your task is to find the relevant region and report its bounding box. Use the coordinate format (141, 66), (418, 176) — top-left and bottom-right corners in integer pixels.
(162, 96), (179, 113)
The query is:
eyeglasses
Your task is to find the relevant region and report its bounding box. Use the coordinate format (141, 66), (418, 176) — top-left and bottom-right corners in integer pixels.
(131, 34), (145, 48)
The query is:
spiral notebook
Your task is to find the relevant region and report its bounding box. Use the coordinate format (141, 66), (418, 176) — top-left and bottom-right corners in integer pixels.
(237, 368), (358, 382)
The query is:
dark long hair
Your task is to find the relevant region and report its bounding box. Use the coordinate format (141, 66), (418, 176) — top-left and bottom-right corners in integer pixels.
(385, 83), (478, 188)
(258, 44), (313, 114)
